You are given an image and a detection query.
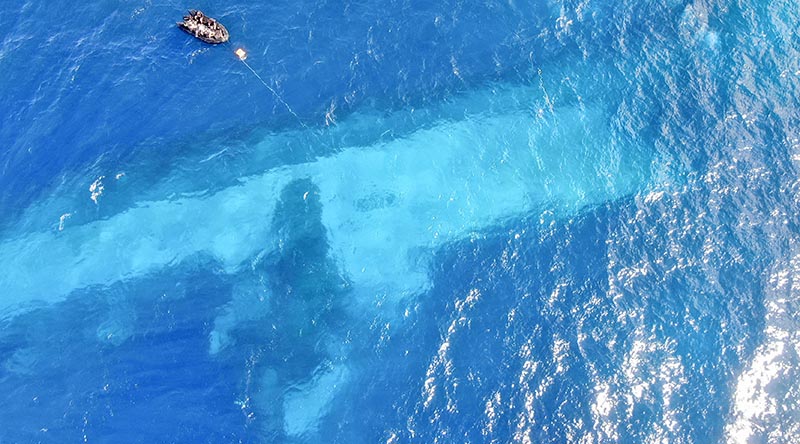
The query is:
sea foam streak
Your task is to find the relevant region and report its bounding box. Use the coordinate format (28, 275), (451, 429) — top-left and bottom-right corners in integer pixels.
(1, 84), (659, 317)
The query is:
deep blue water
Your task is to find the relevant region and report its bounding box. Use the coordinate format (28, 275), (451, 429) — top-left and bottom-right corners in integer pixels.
(2, 0), (800, 442)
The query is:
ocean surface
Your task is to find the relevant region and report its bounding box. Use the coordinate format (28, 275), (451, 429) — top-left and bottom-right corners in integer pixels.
(1, 0), (799, 442)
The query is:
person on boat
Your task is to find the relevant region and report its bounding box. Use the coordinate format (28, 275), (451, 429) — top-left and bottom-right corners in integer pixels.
(178, 9), (229, 44)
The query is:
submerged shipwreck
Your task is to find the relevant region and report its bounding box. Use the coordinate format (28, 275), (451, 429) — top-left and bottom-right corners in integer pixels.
(177, 10), (229, 44)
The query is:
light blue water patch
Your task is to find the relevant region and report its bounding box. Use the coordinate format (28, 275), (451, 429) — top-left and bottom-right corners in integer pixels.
(0, 82), (667, 320)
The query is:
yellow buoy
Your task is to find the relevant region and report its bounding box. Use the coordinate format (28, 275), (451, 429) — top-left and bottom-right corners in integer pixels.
(235, 48), (247, 60)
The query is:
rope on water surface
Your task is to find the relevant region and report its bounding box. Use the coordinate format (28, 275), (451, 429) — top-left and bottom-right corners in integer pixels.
(233, 49), (308, 129)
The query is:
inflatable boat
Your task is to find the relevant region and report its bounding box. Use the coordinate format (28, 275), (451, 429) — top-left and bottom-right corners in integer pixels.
(177, 10), (229, 44)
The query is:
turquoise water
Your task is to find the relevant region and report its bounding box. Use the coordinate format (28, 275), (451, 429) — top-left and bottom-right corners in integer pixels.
(1, 0), (800, 442)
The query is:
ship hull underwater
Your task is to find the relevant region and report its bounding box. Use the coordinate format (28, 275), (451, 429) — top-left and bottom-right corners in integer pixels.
(0, 84), (664, 314)
(0, 81), (671, 437)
